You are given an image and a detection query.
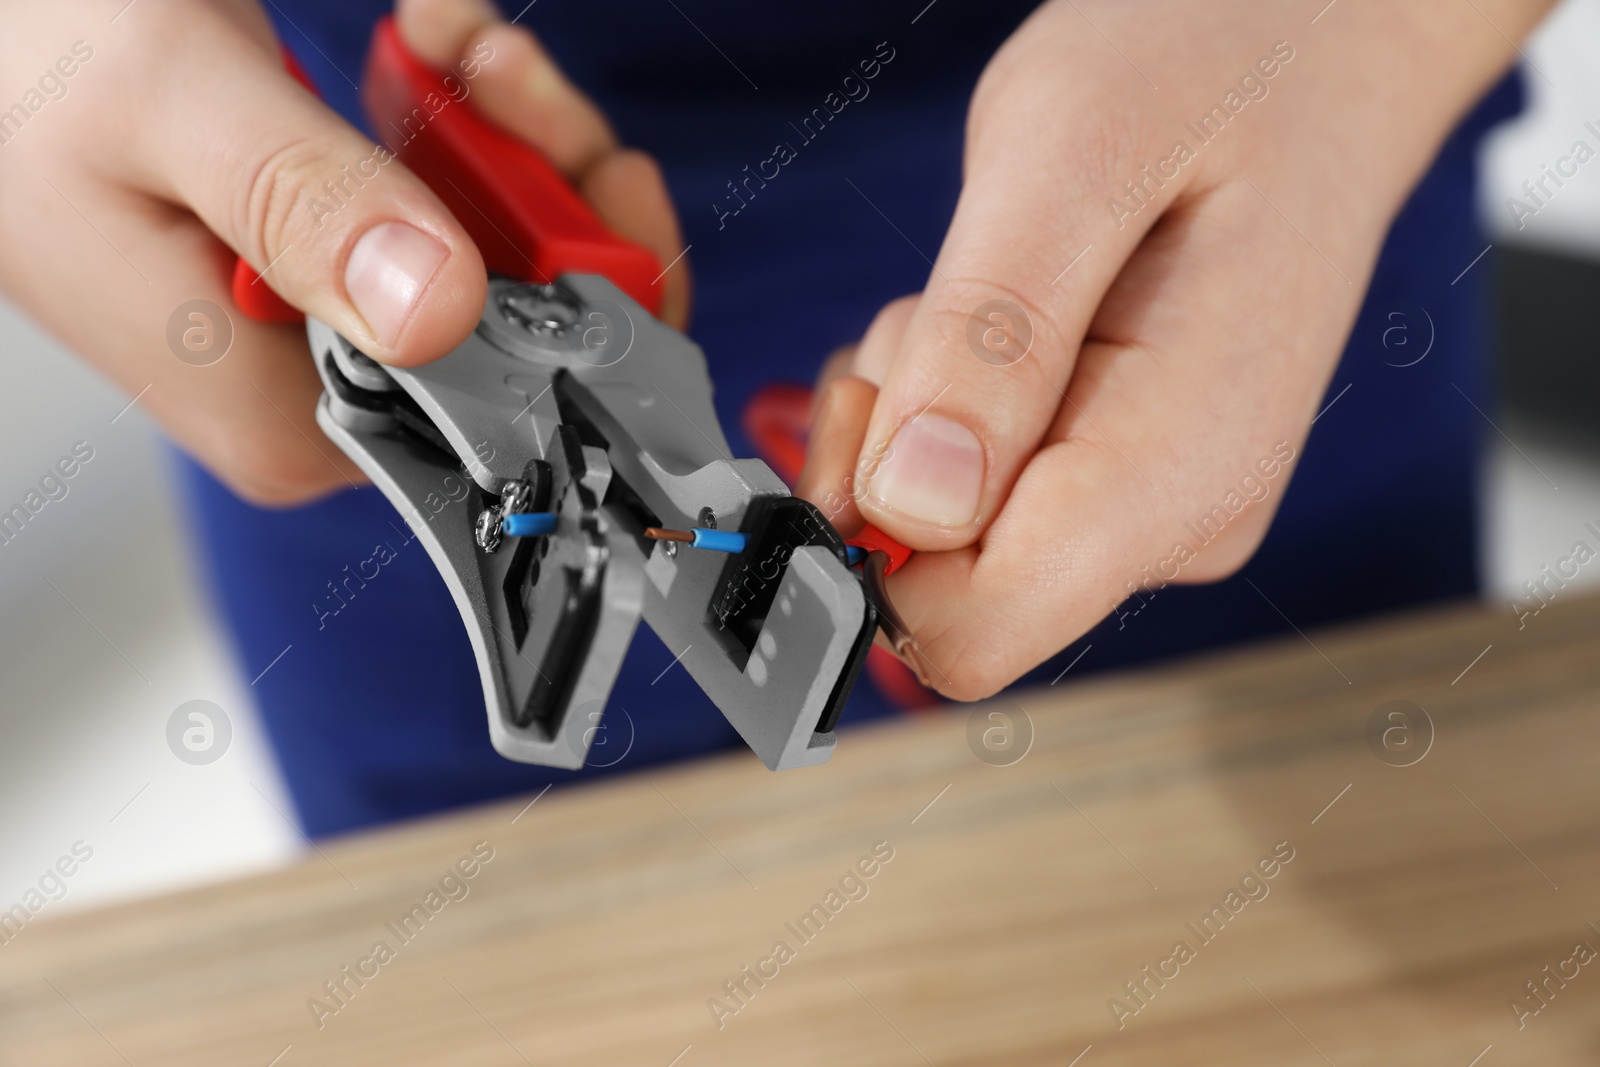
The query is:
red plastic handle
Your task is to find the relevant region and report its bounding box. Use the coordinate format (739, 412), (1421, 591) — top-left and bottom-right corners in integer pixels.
(363, 17), (662, 313)
(232, 19), (664, 325)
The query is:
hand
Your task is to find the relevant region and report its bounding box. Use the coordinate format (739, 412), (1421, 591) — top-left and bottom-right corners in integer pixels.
(797, 0), (1551, 699)
(0, 0), (685, 505)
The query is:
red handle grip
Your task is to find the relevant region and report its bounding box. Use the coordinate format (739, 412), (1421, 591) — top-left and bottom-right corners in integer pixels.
(363, 17), (662, 313)
(232, 19), (664, 325)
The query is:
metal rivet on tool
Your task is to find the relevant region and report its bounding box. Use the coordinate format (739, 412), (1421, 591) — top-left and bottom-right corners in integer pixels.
(475, 508), (502, 553)
(698, 507), (716, 530)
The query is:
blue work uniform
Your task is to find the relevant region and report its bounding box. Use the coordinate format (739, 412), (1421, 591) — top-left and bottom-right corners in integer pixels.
(181, 0), (1523, 837)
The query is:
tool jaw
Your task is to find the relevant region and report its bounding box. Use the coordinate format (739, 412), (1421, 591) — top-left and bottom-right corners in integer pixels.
(308, 274), (874, 772)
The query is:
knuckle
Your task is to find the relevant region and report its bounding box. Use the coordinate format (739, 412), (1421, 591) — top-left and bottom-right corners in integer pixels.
(853, 295), (917, 382)
(612, 147), (664, 185)
(865, 294), (918, 344)
(236, 136), (322, 270)
(936, 652), (1011, 703)
(927, 276), (1067, 394)
(224, 473), (333, 509)
(1180, 519), (1272, 584)
(221, 463), (342, 508)
(208, 426), (345, 508)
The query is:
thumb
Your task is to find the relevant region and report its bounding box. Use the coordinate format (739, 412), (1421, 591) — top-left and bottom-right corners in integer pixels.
(127, 14), (485, 366)
(848, 65), (1165, 550)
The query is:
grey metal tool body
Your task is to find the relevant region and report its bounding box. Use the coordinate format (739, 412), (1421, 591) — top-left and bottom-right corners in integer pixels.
(308, 274), (876, 771)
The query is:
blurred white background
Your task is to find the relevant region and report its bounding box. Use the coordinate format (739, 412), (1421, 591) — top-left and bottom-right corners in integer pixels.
(0, 0), (1597, 916)
(0, 307), (300, 916)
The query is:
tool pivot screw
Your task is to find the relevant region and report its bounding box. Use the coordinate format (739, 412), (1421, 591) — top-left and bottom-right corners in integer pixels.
(499, 283), (582, 337)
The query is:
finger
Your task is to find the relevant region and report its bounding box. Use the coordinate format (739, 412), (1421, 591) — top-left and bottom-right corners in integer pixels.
(397, 4), (686, 323)
(812, 342), (860, 410)
(791, 292), (916, 534)
(393, 0), (500, 69)
(796, 374), (878, 537)
(0, 173), (363, 505)
(208, 0), (281, 48)
(580, 150), (690, 329)
(884, 180), (1363, 699)
(444, 20), (617, 178)
(849, 294), (918, 386)
(113, 5), (485, 367)
(853, 21), (1176, 549)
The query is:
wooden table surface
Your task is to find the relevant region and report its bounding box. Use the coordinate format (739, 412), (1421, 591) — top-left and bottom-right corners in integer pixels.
(4, 590), (1599, 1066)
